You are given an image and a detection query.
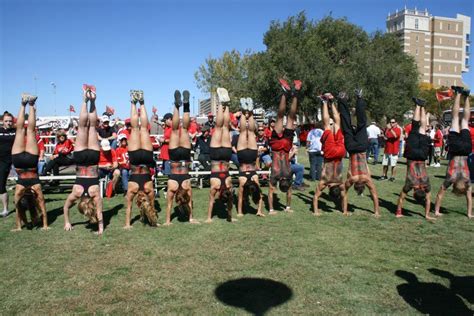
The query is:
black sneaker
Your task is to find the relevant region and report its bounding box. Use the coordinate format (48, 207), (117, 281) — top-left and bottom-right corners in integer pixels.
(379, 176), (387, 181)
(412, 97), (426, 106)
(174, 90), (182, 107)
(462, 89), (471, 97)
(183, 90), (190, 104)
(389, 177), (395, 182)
(451, 86), (464, 94)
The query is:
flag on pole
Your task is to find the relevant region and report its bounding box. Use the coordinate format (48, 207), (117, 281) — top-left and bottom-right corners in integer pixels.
(436, 89), (454, 102)
(152, 106), (157, 114)
(69, 105), (75, 113)
(106, 105), (115, 115)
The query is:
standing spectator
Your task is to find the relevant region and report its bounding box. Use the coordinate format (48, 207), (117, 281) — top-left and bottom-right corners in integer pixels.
(306, 122), (324, 181)
(380, 118), (402, 181)
(98, 139), (120, 196)
(204, 112), (215, 130)
(0, 111), (15, 217)
(97, 115), (117, 148)
(41, 130), (75, 176)
(299, 125), (309, 147)
(115, 134), (130, 191)
(196, 125), (211, 170)
(366, 121), (381, 164)
(159, 113), (172, 175)
(256, 124), (272, 169)
(433, 124), (443, 168)
(290, 144), (306, 191)
(427, 125), (435, 166)
(37, 132), (46, 174)
(264, 118), (275, 139)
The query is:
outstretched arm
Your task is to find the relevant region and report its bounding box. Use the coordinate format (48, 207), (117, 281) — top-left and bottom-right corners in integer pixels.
(425, 192), (434, 220)
(313, 181), (327, 216)
(366, 180), (380, 217)
(434, 186), (447, 216)
(396, 191), (407, 216)
(466, 187), (472, 218)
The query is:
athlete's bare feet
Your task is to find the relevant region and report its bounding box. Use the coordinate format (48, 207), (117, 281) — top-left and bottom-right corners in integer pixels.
(256, 212), (265, 217)
(189, 219), (200, 224)
(123, 225), (133, 230)
(268, 210), (278, 215)
(41, 226), (50, 231)
(163, 222), (172, 226)
(237, 213), (244, 217)
(343, 212), (351, 216)
(468, 214), (473, 219)
(313, 211), (321, 217)
(396, 214), (404, 218)
(425, 215), (436, 220)
(205, 218), (213, 223)
(284, 207), (294, 213)
(373, 213), (381, 218)
(435, 212), (443, 217)
(11, 227), (21, 232)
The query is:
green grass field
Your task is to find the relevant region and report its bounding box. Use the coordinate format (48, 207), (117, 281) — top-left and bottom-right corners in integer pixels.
(0, 152), (473, 314)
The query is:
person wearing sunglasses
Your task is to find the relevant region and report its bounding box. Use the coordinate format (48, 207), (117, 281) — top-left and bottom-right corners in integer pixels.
(381, 118), (402, 181)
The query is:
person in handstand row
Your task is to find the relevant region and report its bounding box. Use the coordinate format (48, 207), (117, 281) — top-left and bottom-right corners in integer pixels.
(434, 86), (472, 218)
(236, 99), (264, 217)
(396, 97), (434, 219)
(313, 93), (347, 216)
(206, 87), (234, 223)
(164, 90), (199, 225)
(11, 93), (48, 231)
(124, 90), (158, 228)
(338, 90), (379, 217)
(63, 85), (103, 234)
(267, 78), (301, 215)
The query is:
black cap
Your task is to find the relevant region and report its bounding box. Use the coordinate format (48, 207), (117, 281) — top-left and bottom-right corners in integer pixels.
(161, 113), (172, 122)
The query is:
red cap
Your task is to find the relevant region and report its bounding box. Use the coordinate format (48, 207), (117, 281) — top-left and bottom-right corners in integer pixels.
(208, 112), (214, 117)
(125, 118), (131, 124)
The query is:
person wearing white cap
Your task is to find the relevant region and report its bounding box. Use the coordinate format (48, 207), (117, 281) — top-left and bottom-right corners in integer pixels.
(115, 134), (130, 191)
(98, 139), (120, 196)
(97, 115), (117, 148)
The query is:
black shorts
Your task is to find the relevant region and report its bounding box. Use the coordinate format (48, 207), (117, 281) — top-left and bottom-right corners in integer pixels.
(169, 147), (191, 161)
(0, 158), (12, 194)
(404, 120), (431, 161)
(75, 177), (99, 197)
(210, 147), (232, 161)
(448, 130), (472, 157)
(74, 150), (100, 166)
(237, 149), (258, 164)
(128, 149), (154, 167)
(12, 152), (38, 169)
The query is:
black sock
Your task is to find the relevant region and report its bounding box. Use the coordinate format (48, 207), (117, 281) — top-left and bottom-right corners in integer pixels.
(89, 101), (96, 113)
(183, 102), (190, 113)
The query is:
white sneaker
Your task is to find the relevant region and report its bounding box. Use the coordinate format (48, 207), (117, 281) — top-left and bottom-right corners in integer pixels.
(1, 210), (8, 217)
(430, 163), (436, 167)
(240, 98), (248, 110)
(246, 97), (254, 111)
(435, 163), (441, 167)
(217, 87), (230, 103)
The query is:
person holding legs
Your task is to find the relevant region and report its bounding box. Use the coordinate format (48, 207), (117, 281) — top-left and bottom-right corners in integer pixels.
(435, 87), (473, 218)
(63, 85), (103, 234)
(236, 102), (264, 217)
(164, 90), (199, 225)
(206, 88), (234, 223)
(396, 98), (434, 219)
(338, 90), (380, 216)
(313, 93), (347, 216)
(124, 90), (158, 228)
(267, 79), (301, 214)
(11, 94), (48, 230)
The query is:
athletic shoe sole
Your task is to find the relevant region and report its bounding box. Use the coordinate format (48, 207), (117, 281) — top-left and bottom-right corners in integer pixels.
(293, 80), (302, 91)
(217, 87), (230, 103)
(182, 90), (190, 104)
(174, 90), (182, 107)
(279, 79), (291, 93)
(246, 97), (254, 111)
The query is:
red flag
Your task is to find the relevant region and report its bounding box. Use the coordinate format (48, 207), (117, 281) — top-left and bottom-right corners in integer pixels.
(152, 106), (157, 114)
(106, 105), (115, 115)
(69, 105), (75, 113)
(436, 89), (454, 102)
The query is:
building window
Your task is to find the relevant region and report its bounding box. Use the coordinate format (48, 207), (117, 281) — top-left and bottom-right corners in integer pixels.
(448, 23), (451, 31)
(467, 34), (470, 41)
(440, 38), (442, 44)
(440, 22), (443, 30)
(454, 65), (457, 72)
(455, 52), (458, 58)
(438, 65), (441, 71)
(467, 58), (469, 67)
(456, 24), (459, 32)
(438, 79), (441, 85)
(415, 19), (419, 30)
(455, 39), (458, 46)
(467, 46), (470, 53)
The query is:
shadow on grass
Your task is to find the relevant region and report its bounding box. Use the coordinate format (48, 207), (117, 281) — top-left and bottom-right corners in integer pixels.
(102, 203), (123, 229)
(377, 196), (416, 217)
(215, 278), (293, 316)
(428, 268), (474, 304)
(170, 205), (193, 223)
(263, 193), (286, 213)
(395, 270), (472, 315)
(46, 206), (65, 226)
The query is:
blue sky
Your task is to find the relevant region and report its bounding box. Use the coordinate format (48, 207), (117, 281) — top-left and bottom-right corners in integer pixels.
(1, 0), (472, 119)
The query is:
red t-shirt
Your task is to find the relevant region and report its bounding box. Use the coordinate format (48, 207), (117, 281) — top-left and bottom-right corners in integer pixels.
(384, 126), (402, 155)
(99, 148), (117, 167)
(188, 122), (198, 135)
(321, 129), (346, 160)
(434, 129), (443, 148)
(159, 126), (172, 160)
(115, 147), (130, 169)
(269, 129), (294, 152)
(53, 139), (74, 155)
(404, 123), (412, 139)
(264, 127), (273, 140)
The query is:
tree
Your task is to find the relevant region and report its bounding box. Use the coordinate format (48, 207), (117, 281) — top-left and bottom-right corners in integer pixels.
(194, 49), (252, 111)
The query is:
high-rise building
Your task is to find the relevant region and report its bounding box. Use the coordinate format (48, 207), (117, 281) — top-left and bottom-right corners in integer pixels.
(198, 92), (218, 116)
(387, 8), (470, 87)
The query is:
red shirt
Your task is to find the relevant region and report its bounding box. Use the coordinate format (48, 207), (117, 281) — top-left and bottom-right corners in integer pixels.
(384, 126), (402, 155)
(469, 127), (474, 153)
(269, 129), (293, 152)
(404, 123), (412, 139)
(434, 129), (443, 148)
(99, 149), (117, 167)
(159, 126), (172, 160)
(53, 139), (74, 155)
(321, 129), (346, 160)
(264, 127), (273, 140)
(115, 147), (130, 169)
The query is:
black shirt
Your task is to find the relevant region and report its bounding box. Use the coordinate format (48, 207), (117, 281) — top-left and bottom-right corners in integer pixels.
(196, 136), (211, 155)
(0, 127), (15, 158)
(98, 126), (115, 139)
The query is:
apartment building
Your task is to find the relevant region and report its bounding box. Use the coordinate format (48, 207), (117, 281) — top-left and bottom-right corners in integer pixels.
(386, 8), (470, 87)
